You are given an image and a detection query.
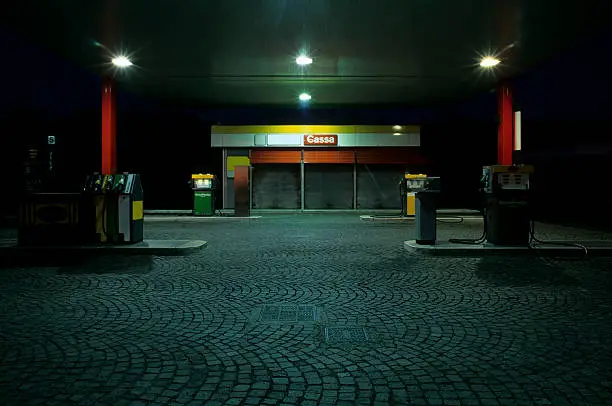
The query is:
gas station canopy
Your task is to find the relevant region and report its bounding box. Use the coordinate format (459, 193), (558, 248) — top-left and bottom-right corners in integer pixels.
(2, 0), (609, 107)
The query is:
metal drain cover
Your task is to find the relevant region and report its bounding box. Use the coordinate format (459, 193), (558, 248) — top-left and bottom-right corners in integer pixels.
(259, 304), (318, 323)
(325, 327), (369, 344)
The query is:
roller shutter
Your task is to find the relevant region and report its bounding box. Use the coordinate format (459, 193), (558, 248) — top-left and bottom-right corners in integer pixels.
(356, 164), (406, 209)
(252, 164), (301, 209)
(304, 164), (354, 209)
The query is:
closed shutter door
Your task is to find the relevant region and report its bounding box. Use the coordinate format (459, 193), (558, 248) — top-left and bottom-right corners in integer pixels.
(252, 164), (301, 209)
(304, 164), (354, 209)
(250, 149), (301, 164)
(357, 164), (406, 209)
(303, 149), (354, 164)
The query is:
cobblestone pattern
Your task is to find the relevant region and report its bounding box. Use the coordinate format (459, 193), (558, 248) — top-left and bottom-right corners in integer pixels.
(1, 214), (612, 405)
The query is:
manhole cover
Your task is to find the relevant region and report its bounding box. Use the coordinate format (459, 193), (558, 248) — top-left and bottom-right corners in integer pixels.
(259, 304), (318, 322)
(325, 327), (369, 343)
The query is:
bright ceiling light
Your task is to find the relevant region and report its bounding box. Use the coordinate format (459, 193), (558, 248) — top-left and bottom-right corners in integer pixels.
(392, 125), (402, 131)
(298, 93), (312, 102)
(393, 132), (402, 136)
(111, 55), (133, 68)
(480, 56), (501, 68)
(296, 55), (313, 66)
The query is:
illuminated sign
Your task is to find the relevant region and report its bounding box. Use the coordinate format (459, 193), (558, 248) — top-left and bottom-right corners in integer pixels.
(304, 134), (338, 146)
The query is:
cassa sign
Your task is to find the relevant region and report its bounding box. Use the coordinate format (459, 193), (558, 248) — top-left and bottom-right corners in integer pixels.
(304, 134), (338, 145)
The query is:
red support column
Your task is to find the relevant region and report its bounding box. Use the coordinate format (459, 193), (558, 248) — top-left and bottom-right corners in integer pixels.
(497, 80), (513, 165)
(101, 77), (117, 174)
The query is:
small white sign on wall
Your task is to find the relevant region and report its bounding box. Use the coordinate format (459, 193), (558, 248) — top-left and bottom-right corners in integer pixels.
(267, 134), (302, 146)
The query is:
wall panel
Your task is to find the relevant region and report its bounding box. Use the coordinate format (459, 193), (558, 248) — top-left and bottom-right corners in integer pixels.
(250, 149), (301, 164)
(303, 149), (354, 164)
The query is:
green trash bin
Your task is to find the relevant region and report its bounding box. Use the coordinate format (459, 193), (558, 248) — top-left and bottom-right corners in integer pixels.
(191, 174), (216, 216)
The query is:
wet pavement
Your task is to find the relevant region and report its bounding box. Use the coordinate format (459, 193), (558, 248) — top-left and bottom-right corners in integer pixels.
(1, 214), (612, 405)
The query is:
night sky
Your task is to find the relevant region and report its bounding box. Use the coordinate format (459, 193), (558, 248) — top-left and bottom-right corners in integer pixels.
(1, 26), (611, 227)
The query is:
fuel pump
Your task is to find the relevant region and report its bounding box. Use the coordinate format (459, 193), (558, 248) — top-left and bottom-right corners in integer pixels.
(83, 173), (144, 244)
(406, 175), (441, 245)
(481, 165), (533, 245)
(191, 174), (217, 216)
(404, 173), (428, 216)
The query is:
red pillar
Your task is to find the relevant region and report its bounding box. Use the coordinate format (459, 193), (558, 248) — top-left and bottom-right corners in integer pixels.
(101, 77), (117, 174)
(497, 80), (513, 165)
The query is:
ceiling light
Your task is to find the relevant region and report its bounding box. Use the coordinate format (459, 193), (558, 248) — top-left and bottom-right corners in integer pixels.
(111, 56), (133, 68)
(296, 55), (313, 66)
(480, 56), (501, 68)
(392, 125), (402, 131)
(298, 93), (312, 102)
(393, 132), (402, 136)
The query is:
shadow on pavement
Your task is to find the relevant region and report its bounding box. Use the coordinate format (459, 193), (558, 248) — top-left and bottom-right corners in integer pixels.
(58, 255), (153, 274)
(0, 253), (153, 274)
(475, 256), (580, 287)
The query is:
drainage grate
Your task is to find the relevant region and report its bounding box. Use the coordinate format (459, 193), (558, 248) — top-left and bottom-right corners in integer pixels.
(325, 327), (369, 344)
(259, 304), (318, 323)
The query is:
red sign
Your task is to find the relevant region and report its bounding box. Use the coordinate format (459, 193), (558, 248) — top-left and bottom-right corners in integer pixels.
(304, 134), (338, 146)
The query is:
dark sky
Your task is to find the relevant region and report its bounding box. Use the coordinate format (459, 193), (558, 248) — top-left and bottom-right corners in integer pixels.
(457, 32), (612, 121)
(0, 27), (99, 115)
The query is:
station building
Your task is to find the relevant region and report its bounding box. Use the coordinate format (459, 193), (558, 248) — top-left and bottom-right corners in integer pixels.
(212, 125), (429, 210)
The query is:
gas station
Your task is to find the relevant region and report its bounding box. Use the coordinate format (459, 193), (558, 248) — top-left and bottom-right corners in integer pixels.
(2, 1), (612, 405)
(4, 54), (607, 256)
(211, 125), (425, 212)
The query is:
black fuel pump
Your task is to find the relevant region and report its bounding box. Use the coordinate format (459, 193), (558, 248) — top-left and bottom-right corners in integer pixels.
(482, 165), (533, 245)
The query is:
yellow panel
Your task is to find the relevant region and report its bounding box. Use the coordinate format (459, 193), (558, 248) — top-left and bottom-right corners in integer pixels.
(405, 173), (427, 179)
(132, 200), (143, 221)
(212, 125), (358, 134)
(356, 125), (420, 134)
(211, 125), (262, 134)
(227, 156), (251, 171)
(407, 193), (416, 216)
(268, 125), (355, 134)
(192, 174), (215, 179)
(211, 124), (422, 135)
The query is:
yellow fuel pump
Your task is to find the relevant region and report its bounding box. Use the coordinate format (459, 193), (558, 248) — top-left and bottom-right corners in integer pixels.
(83, 173), (144, 244)
(404, 173), (428, 216)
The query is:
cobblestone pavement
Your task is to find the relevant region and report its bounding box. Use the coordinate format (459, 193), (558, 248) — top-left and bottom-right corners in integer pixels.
(1, 214), (612, 405)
